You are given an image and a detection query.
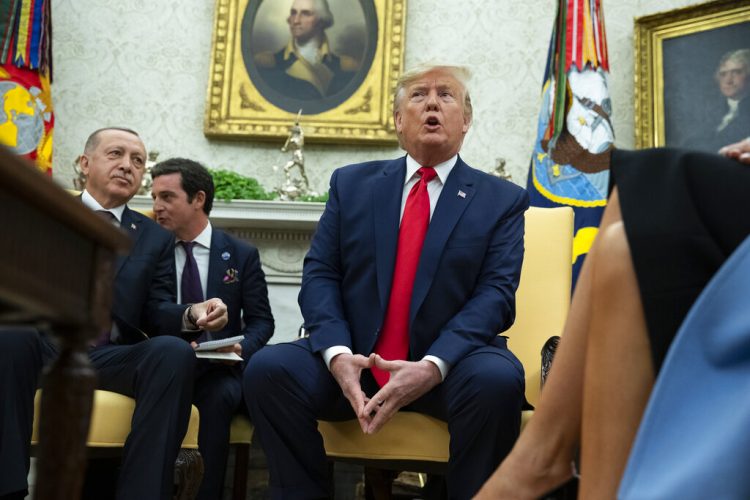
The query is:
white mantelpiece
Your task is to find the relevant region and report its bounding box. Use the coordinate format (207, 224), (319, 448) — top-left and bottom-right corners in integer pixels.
(128, 195), (326, 343)
(128, 195), (325, 230)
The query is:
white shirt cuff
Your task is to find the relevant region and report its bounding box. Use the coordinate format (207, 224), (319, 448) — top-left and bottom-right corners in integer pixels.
(422, 355), (449, 381)
(322, 345), (353, 369)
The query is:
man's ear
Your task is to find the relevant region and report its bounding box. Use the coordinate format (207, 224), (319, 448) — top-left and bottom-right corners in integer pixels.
(462, 114), (471, 135)
(394, 110), (403, 135)
(194, 190), (206, 210)
(79, 154), (90, 176)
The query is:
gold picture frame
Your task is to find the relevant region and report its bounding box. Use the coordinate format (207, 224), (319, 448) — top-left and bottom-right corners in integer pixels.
(204, 0), (406, 145)
(634, 0), (750, 152)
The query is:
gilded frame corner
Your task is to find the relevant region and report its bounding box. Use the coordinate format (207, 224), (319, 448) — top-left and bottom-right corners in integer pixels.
(634, 0), (750, 150)
(204, 0), (406, 145)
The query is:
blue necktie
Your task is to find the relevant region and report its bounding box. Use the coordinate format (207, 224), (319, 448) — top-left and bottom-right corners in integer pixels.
(180, 241), (204, 304)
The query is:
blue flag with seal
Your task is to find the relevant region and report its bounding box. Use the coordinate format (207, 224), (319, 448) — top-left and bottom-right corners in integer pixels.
(527, 0), (613, 288)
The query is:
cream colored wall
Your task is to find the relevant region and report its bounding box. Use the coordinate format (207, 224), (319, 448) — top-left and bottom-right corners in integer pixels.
(51, 0), (704, 191)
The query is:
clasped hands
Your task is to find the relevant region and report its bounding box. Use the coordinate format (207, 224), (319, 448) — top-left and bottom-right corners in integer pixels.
(330, 353), (442, 435)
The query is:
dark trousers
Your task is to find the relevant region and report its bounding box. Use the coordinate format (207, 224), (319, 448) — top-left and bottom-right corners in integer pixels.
(193, 361), (243, 500)
(243, 338), (525, 499)
(0, 328), (196, 500)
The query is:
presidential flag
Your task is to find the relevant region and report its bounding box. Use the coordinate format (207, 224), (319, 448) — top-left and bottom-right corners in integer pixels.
(0, 0), (53, 174)
(527, 0), (613, 288)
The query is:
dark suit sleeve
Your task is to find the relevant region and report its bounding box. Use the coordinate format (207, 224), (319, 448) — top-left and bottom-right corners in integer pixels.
(426, 187), (529, 366)
(299, 169), (353, 352)
(239, 246), (275, 359)
(144, 228), (186, 336)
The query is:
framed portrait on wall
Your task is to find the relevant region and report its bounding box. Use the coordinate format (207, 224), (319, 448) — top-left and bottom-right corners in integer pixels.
(635, 0), (750, 153)
(205, 0), (406, 145)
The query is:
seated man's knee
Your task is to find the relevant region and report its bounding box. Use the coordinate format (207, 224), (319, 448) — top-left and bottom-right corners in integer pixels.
(458, 359), (524, 415)
(0, 327), (43, 360)
(243, 344), (311, 403)
(243, 346), (278, 392)
(143, 336), (196, 374)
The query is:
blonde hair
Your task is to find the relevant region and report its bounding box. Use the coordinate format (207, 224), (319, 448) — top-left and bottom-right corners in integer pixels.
(393, 64), (473, 122)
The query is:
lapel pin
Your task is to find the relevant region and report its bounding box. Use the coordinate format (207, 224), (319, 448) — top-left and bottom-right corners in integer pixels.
(221, 251), (231, 261)
(457, 190), (466, 198)
(130, 223), (137, 230)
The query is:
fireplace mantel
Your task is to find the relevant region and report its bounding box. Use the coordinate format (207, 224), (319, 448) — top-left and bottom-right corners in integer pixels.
(128, 195), (325, 231)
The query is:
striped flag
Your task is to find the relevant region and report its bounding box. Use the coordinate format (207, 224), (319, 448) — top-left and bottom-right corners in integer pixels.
(0, 0), (53, 174)
(527, 0), (614, 288)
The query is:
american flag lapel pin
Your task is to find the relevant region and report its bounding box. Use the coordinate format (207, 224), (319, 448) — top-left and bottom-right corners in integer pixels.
(457, 190), (466, 198)
(131, 223), (137, 230)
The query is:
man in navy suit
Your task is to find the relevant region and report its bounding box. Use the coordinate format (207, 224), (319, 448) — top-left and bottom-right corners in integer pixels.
(244, 65), (529, 498)
(0, 128), (229, 500)
(151, 158), (274, 500)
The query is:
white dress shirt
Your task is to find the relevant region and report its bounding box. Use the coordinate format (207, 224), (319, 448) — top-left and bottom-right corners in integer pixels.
(322, 154), (459, 381)
(81, 190), (126, 223)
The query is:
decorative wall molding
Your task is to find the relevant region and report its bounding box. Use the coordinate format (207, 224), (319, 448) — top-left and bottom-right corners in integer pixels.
(226, 227), (312, 284)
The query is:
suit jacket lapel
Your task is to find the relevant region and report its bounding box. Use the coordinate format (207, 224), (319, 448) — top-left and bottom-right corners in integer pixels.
(373, 158), (406, 311)
(410, 157), (476, 322)
(116, 207), (147, 277)
(207, 229), (229, 300)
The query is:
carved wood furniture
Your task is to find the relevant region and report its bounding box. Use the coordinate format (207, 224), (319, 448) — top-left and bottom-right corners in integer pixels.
(229, 414), (255, 500)
(0, 146), (130, 499)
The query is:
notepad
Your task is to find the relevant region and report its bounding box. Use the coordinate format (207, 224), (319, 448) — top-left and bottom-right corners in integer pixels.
(195, 351), (243, 361)
(193, 335), (244, 351)
(193, 335), (244, 362)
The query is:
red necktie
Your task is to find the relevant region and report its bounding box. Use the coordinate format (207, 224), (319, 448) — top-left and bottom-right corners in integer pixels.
(372, 167), (437, 386)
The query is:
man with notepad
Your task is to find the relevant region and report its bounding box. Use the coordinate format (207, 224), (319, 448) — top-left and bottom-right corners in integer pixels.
(151, 158), (275, 500)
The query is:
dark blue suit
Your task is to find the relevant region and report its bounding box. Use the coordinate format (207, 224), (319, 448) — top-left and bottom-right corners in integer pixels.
(0, 206), (197, 500)
(189, 228), (274, 500)
(245, 156), (529, 498)
(204, 229), (274, 359)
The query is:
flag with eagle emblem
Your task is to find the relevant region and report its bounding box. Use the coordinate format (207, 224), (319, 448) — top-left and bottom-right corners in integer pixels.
(0, 0), (53, 174)
(527, 0), (613, 288)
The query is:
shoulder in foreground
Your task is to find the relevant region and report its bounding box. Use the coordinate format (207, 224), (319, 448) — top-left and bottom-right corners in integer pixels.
(464, 162), (525, 193)
(333, 157), (403, 177)
(126, 208), (174, 243)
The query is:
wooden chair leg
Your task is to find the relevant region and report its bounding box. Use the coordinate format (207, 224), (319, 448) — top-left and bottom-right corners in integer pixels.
(232, 443), (250, 500)
(364, 467), (395, 500)
(174, 449), (203, 500)
(327, 460), (336, 497)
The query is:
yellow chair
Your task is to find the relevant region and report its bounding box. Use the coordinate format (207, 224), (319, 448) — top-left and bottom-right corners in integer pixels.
(31, 389), (202, 499)
(318, 206), (574, 495)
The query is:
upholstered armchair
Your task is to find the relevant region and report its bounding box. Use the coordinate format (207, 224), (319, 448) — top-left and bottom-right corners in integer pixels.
(318, 206), (574, 497)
